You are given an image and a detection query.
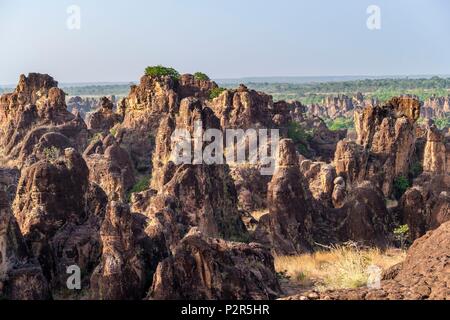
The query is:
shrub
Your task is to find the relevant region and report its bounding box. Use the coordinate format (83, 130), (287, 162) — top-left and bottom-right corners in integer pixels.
(326, 117), (354, 131)
(42, 146), (60, 162)
(287, 122), (312, 156)
(193, 72), (210, 81)
(393, 176), (410, 199)
(209, 87), (226, 100)
(89, 132), (103, 145)
(126, 176), (150, 202)
(409, 161), (423, 178)
(145, 65), (180, 80)
(393, 224), (410, 249)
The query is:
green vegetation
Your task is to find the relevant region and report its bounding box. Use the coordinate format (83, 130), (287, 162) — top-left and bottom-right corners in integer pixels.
(393, 224), (410, 249)
(88, 132), (103, 145)
(393, 176), (410, 200)
(62, 84), (132, 97)
(126, 176), (150, 202)
(409, 161), (423, 179)
(287, 122), (312, 155)
(194, 72), (210, 81)
(325, 117), (354, 131)
(209, 87), (226, 100)
(145, 65), (180, 80)
(220, 76), (450, 104)
(435, 117), (450, 130)
(42, 146), (61, 162)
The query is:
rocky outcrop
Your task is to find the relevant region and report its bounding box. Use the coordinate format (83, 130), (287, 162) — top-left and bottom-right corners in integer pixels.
(209, 84), (274, 130)
(300, 160), (336, 204)
(335, 96), (421, 197)
(284, 221), (450, 300)
(0, 175), (50, 300)
(86, 97), (122, 133)
(421, 96), (450, 119)
(255, 139), (313, 255)
(12, 148), (107, 288)
(90, 202), (167, 300)
(141, 97), (247, 245)
(0, 73), (88, 166)
(423, 125), (449, 174)
(84, 134), (135, 202)
(399, 173), (450, 241)
(149, 228), (281, 300)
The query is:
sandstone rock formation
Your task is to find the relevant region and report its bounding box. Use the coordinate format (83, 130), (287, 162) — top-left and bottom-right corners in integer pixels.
(336, 96), (421, 197)
(90, 202), (167, 300)
(0, 176), (50, 300)
(0, 73), (88, 166)
(255, 139), (313, 255)
(149, 228), (281, 300)
(12, 148), (107, 288)
(84, 134), (135, 201)
(86, 96), (122, 134)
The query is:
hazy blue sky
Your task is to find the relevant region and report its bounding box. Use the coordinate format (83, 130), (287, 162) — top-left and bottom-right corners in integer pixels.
(1, 0), (449, 84)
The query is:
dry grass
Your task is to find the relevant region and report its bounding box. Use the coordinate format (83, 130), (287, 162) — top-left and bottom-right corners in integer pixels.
(275, 246), (406, 291)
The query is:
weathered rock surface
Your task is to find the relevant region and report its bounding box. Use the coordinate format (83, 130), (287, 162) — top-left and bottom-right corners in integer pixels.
(90, 202), (168, 300)
(0, 176), (50, 300)
(149, 228), (281, 300)
(0, 73), (88, 166)
(335, 96), (421, 197)
(86, 96), (122, 133)
(12, 148), (107, 288)
(255, 139), (313, 255)
(84, 134), (135, 201)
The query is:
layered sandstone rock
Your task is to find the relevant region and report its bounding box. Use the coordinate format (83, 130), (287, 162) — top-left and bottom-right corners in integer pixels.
(144, 98), (247, 244)
(12, 148), (107, 288)
(149, 228), (281, 300)
(86, 96), (122, 133)
(90, 202), (168, 300)
(84, 134), (135, 202)
(255, 139), (313, 255)
(0, 176), (50, 300)
(336, 96), (421, 197)
(0, 73), (88, 166)
(399, 173), (450, 240)
(423, 125), (449, 174)
(209, 84), (274, 130)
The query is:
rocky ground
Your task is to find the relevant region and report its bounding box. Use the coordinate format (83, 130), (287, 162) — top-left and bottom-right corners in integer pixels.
(0, 73), (448, 300)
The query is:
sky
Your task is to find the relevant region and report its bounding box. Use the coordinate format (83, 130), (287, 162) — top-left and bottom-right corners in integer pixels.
(1, 0), (450, 84)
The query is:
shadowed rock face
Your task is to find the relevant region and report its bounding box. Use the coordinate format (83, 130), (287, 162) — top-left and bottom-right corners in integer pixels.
(255, 139), (314, 255)
(90, 202), (168, 300)
(0, 73), (88, 166)
(149, 228), (281, 300)
(12, 148), (107, 288)
(0, 182), (50, 300)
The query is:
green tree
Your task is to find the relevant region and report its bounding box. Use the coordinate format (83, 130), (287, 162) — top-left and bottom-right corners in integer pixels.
(145, 65), (180, 80)
(194, 72), (210, 81)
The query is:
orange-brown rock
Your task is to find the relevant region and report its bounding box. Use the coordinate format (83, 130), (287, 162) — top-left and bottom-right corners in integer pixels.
(0, 176), (50, 300)
(12, 148), (107, 287)
(87, 96), (122, 133)
(255, 139), (313, 255)
(84, 134), (135, 201)
(149, 228), (281, 300)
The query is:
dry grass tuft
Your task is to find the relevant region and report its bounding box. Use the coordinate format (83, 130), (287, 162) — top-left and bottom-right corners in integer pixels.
(275, 246), (406, 291)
